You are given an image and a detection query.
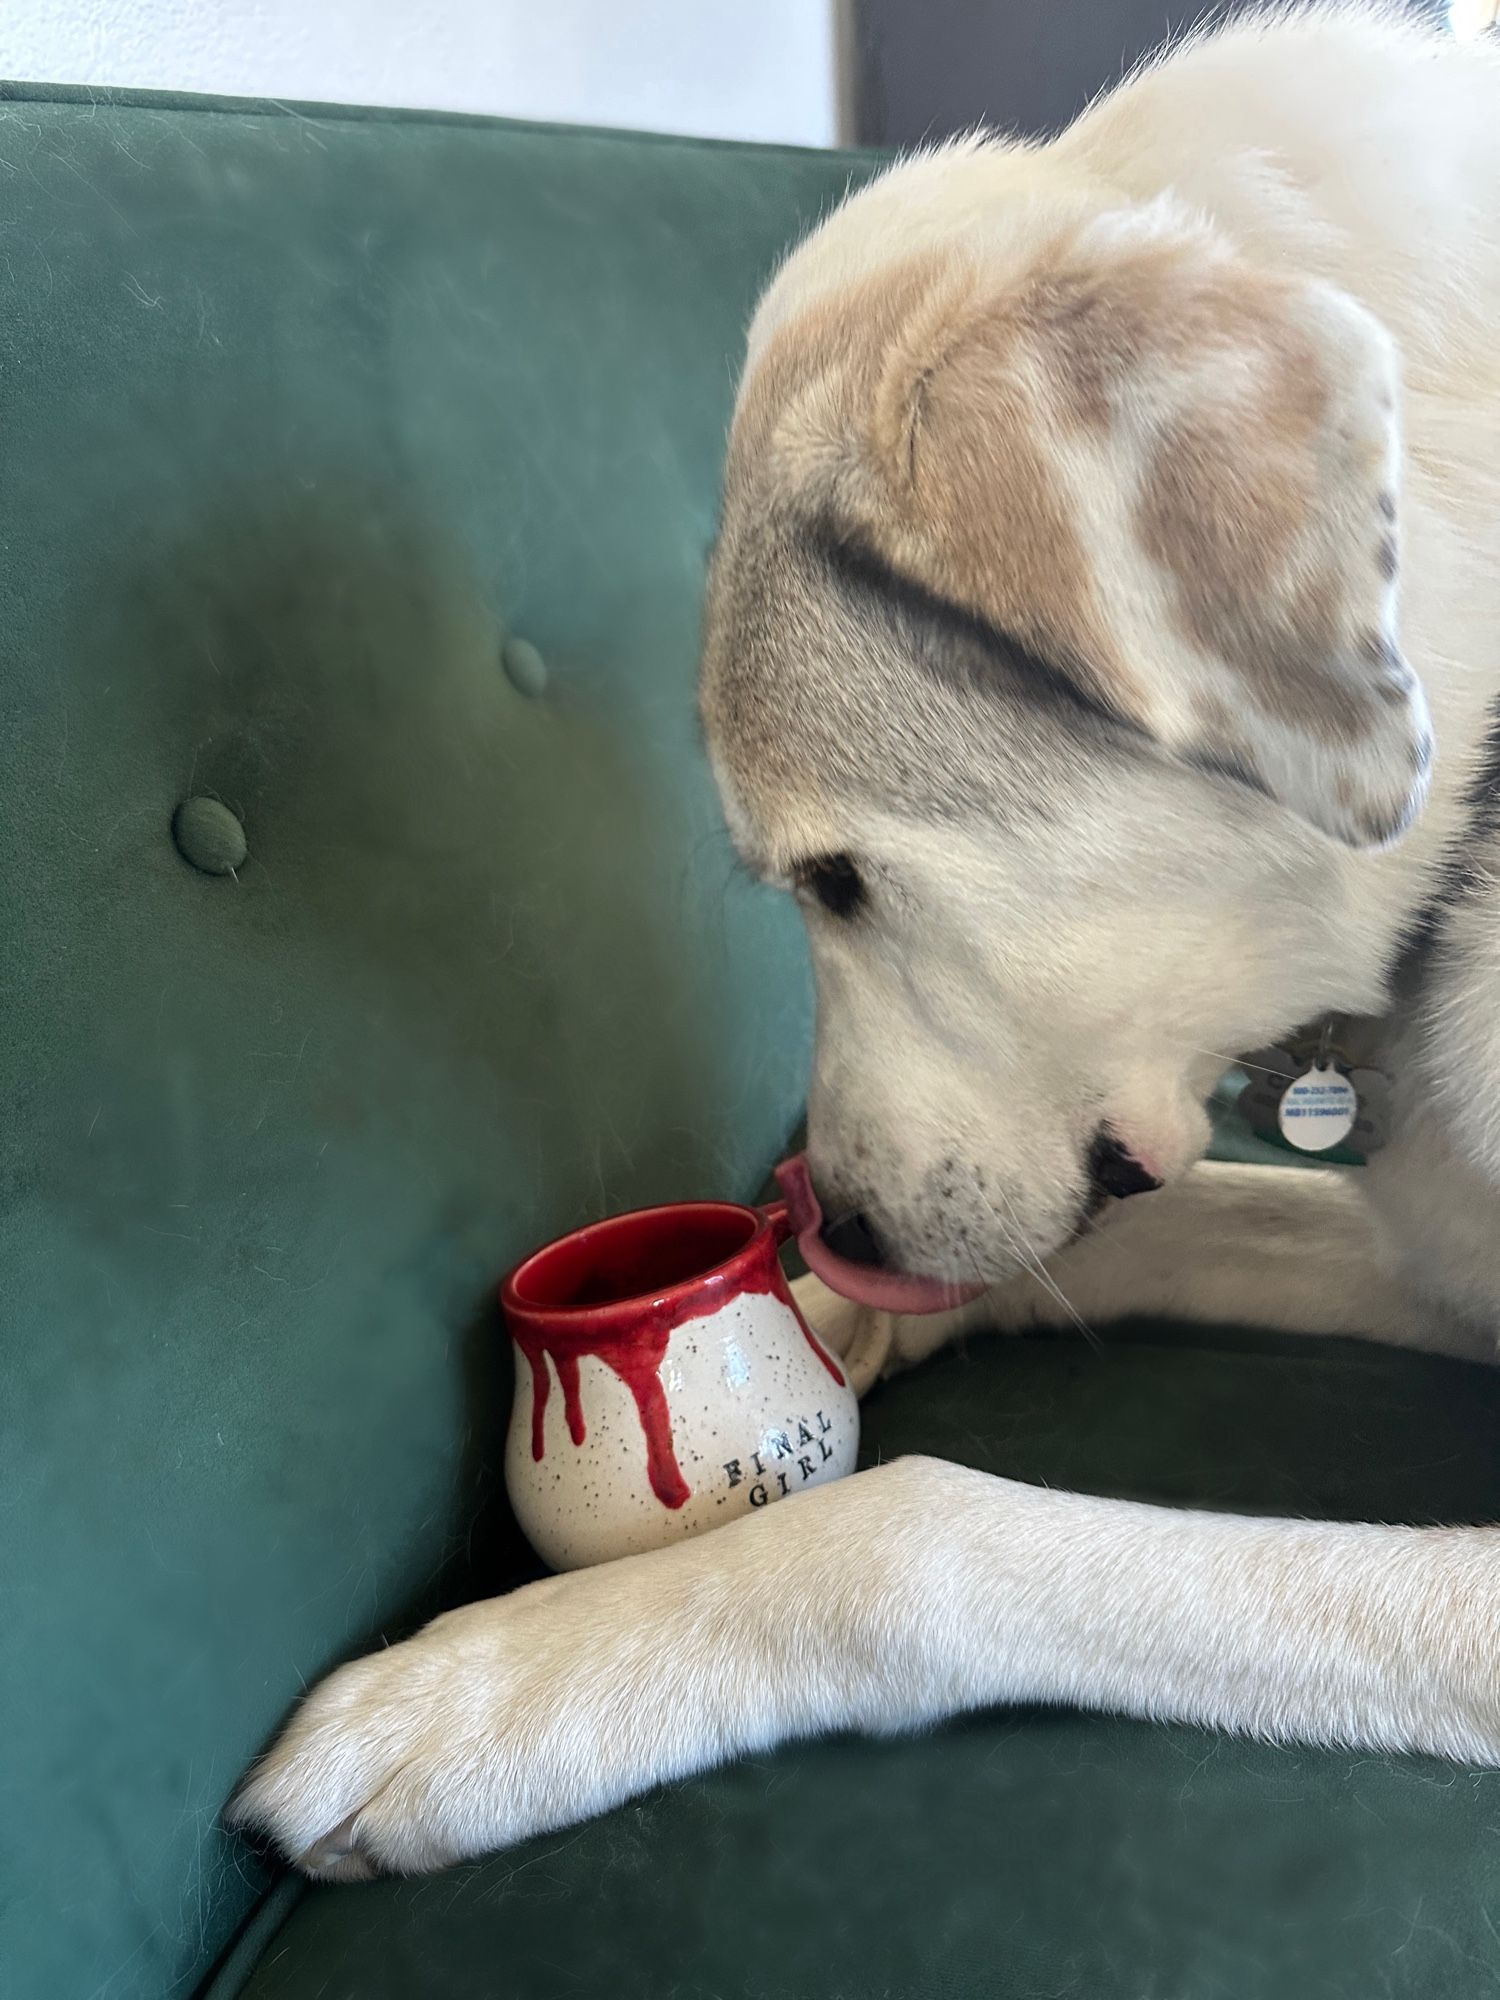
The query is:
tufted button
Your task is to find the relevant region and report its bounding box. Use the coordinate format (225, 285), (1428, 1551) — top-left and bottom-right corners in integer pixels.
(172, 796), (247, 876)
(501, 635), (548, 698)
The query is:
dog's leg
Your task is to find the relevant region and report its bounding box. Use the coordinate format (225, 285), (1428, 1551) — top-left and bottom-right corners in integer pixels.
(798, 1161), (1484, 1382)
(984, 1160), (1460, 1343)
(231, 1458), (1500, 1878)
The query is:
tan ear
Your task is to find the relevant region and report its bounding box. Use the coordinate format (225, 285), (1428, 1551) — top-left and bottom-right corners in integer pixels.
(1123, 259), (1429, 849)
(863, 221), (1432, 849)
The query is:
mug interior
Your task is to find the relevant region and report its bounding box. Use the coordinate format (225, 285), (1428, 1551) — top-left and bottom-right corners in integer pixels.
(510, 1203), (760, 1313)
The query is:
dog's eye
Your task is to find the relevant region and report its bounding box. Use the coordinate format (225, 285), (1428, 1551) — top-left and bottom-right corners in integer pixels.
(796, 853), (865, 918)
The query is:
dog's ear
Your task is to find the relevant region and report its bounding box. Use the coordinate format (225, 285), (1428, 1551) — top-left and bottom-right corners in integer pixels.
(864, 220), (1432, 849)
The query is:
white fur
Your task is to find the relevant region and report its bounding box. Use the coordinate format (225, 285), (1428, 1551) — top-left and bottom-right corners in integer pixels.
(233, 6), (1500, 1879)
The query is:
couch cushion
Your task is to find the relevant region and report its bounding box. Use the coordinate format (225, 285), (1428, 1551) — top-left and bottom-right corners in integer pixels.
(0, 82), (876, 2000)
(234, 1323), (1500, 2000)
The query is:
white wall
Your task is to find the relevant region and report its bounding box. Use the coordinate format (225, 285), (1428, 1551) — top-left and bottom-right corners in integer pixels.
(0, 0), (839, 146)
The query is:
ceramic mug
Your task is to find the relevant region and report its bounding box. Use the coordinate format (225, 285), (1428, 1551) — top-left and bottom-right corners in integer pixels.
(500, 1198), (859, 1570)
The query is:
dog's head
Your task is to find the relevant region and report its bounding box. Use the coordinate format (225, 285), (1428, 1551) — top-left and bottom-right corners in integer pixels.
(700, 155), (1431, 1298)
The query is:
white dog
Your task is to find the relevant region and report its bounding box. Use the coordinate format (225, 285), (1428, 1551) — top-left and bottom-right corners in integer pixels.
(234, 4), (1500, 1879)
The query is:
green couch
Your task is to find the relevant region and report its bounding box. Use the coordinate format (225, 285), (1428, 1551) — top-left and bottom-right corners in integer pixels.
(3, 82), (1497, 2000)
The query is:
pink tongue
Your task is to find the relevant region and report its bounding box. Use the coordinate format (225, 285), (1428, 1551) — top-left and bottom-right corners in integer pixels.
(775, 1154), (986, 1315)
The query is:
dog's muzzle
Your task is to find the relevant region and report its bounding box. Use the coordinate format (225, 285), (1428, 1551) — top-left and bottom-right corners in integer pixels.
(775, 1155), (986, 1315)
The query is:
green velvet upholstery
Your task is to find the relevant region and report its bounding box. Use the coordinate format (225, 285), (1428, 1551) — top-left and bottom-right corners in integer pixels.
(0, 83), (867, 2000)
(4, 81), (1496, 2000)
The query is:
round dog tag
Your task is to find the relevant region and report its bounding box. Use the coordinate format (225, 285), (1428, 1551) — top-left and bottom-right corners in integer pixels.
(1277, 1063), (1358, 1151)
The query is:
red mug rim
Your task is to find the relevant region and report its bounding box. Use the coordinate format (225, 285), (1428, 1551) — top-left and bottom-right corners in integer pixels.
(500, 1198), (784, 1336)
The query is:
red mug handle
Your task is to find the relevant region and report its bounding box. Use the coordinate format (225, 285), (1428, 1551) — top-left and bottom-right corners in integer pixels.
(760, 1199), (794, 1248)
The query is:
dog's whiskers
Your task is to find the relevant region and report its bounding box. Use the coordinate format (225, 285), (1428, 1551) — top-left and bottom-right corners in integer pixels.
(975, 1183), (1099, 1350)
(820, 1181), (1094, 1350)
(1160, 1037), (1291, 1080)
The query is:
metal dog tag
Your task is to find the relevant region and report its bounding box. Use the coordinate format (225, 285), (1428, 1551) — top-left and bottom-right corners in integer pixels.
(1277, 1062), (1358, 1151)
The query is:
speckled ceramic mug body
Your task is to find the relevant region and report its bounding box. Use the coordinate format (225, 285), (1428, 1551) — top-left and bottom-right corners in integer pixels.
(501, 1201), (859, 1571)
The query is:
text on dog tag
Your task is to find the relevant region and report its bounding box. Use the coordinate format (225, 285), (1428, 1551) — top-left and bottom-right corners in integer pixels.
(1277, 1063), (1358, 1151)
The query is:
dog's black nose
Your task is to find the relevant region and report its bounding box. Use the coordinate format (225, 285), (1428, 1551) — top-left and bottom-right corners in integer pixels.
(1087, 1129), (1163, 1203)
(820, 1210), (886, 1267)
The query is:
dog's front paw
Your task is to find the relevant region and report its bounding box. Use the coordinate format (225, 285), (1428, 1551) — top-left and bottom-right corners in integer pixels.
(229, 1523), (798, 1879)
(229, 1576), (568, 1877)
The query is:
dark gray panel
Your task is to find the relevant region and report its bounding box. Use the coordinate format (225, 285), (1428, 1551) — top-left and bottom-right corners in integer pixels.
(850, 0), (1446, 145)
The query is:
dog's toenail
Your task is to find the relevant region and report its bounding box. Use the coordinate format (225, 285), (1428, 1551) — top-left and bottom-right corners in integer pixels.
(299, 1812), (368, 1876)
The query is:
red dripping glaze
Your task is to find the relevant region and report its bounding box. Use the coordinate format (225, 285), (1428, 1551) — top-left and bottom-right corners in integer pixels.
(510, 1318), (689, 1508)
(501, 1197), (844, 1513)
